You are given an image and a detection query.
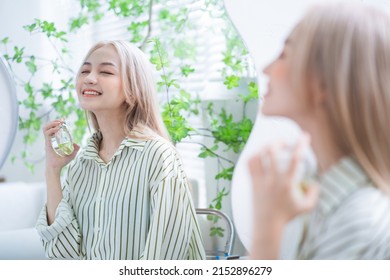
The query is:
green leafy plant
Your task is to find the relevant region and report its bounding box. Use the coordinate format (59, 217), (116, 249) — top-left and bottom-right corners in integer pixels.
(1, 0), (258, 236)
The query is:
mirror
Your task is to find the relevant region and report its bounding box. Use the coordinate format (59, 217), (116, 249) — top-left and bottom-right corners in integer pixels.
(0, 55), (18, 171)
(225, 0), (324, 257)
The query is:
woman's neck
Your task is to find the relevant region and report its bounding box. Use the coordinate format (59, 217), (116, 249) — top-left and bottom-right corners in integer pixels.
(95, 111), (127, 153)
(299, 116), (347, 175)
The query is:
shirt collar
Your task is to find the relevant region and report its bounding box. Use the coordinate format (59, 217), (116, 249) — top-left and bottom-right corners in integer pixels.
(318, 156), (370, 215)
(79, 130), (146, 160)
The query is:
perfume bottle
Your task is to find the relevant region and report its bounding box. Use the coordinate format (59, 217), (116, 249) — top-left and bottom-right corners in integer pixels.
(51, 122), (74, 157)
(273, 143), (317, 199)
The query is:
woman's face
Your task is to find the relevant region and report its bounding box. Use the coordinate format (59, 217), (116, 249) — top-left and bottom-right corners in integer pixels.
(261, 43), (309, 122)
(76, 45), (126, 114)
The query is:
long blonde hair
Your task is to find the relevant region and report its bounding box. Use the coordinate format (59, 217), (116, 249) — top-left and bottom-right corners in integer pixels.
(77, 40), (170, 141)
(289, 3), (390, 195)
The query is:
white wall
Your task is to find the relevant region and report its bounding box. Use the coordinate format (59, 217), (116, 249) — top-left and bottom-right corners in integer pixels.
(0, 0), (46, 182)
(0, 0), (86, 182)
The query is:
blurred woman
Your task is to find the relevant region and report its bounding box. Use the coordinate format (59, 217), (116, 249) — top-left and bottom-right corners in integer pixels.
(249, 2), (390, 259)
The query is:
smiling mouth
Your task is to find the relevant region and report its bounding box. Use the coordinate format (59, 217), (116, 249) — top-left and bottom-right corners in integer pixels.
(82, 90), (102, 96)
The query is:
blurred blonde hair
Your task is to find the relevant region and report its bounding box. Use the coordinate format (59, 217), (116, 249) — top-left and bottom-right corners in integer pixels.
(289, 3), (390, 195)
(77, 40), (170, 141)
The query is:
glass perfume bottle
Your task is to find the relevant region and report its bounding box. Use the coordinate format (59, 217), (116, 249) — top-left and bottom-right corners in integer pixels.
(51, 122), (74, 157)
(276, 143), (317, 199)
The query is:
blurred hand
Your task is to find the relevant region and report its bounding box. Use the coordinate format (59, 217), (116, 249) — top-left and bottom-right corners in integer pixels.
(42, 119), (80, 172)
(248, 134), (319, 225)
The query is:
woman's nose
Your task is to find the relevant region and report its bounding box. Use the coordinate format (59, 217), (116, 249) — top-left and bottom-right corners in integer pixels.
(84, 72), (97, 84)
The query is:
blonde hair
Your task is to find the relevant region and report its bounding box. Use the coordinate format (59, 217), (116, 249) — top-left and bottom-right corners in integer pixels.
(77, 40), (170, 141)
(289, 3), (390, 195)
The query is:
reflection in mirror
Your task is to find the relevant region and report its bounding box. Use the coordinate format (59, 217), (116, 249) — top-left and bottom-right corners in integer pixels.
(0, 0), (257, 259)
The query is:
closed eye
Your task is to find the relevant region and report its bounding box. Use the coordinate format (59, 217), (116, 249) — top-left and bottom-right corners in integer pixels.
(101, 71), (114, 75)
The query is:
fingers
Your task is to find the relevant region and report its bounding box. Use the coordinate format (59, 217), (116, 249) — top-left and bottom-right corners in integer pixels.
(249, 134), (311, 186)
(249, 141), (289, 179)
(267, 142), (288, 176)
(71, 143), (80, 155)
(42, 119), (64, 131)
(287, 133), (310, 181)
(248, 151), (265, 178)
(42, 120), (64, 138)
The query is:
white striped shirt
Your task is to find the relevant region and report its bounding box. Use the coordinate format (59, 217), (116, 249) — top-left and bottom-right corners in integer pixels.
(36, 131), (206, 260)
(295, 157), (390, 259)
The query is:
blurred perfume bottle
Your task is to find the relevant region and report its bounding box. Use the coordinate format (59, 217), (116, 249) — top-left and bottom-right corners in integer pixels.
(272, 143), (317, 198)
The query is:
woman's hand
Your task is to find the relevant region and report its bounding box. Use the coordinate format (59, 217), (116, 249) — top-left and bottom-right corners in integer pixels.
(248, 134), (319, 225)
(248, 134), (319, 259)
(42, 120), (80, 172)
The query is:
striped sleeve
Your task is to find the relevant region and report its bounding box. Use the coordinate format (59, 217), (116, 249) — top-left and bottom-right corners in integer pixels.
(141, 141), (205, 260)
(35, 169), (82, 259)
(307, 188), (390, 259)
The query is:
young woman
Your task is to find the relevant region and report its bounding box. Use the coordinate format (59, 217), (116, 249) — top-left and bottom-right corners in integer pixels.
(36, 40), (205, 260)
(249, 2), (390, 259)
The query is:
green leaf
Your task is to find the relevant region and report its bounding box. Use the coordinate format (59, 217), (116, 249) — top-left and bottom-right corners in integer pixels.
(32, 118), (41, 130)
(12, 46), (24, 63)
(223, 75), (240, 89)
(41, 20), (57, 36)
(174, 39), (196, 60)
(41, 83), (53, 98)
(109, 0), (144, 17)
(239, 81), (259, 103)
(215, 166), (235, 180)
(55, 31), (68, 42)
(60, 78), (74, 90)
(22, 96), (40, 110)
(1, 37), (9, 44)
(149, 38), (170, 71)
(25, 56), (37, 74)
(23, 23), (37, 33)
(69, 15), (89, 31)
(210, 226), (224, 237)
(24, 82), (33, 95)
(82, 0), (101, 12)
(93, 13), (104, 21)
(24, 161), (35, 174)
(180, 64), (195, 77)
(159, 9), (170, 20)
(127, 21), (148, 43)
(212, 188), (229, 207)
(198, 146), (216, 158)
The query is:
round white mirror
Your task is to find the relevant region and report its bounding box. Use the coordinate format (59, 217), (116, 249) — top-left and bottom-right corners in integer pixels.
(0, 55), (18, 171)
